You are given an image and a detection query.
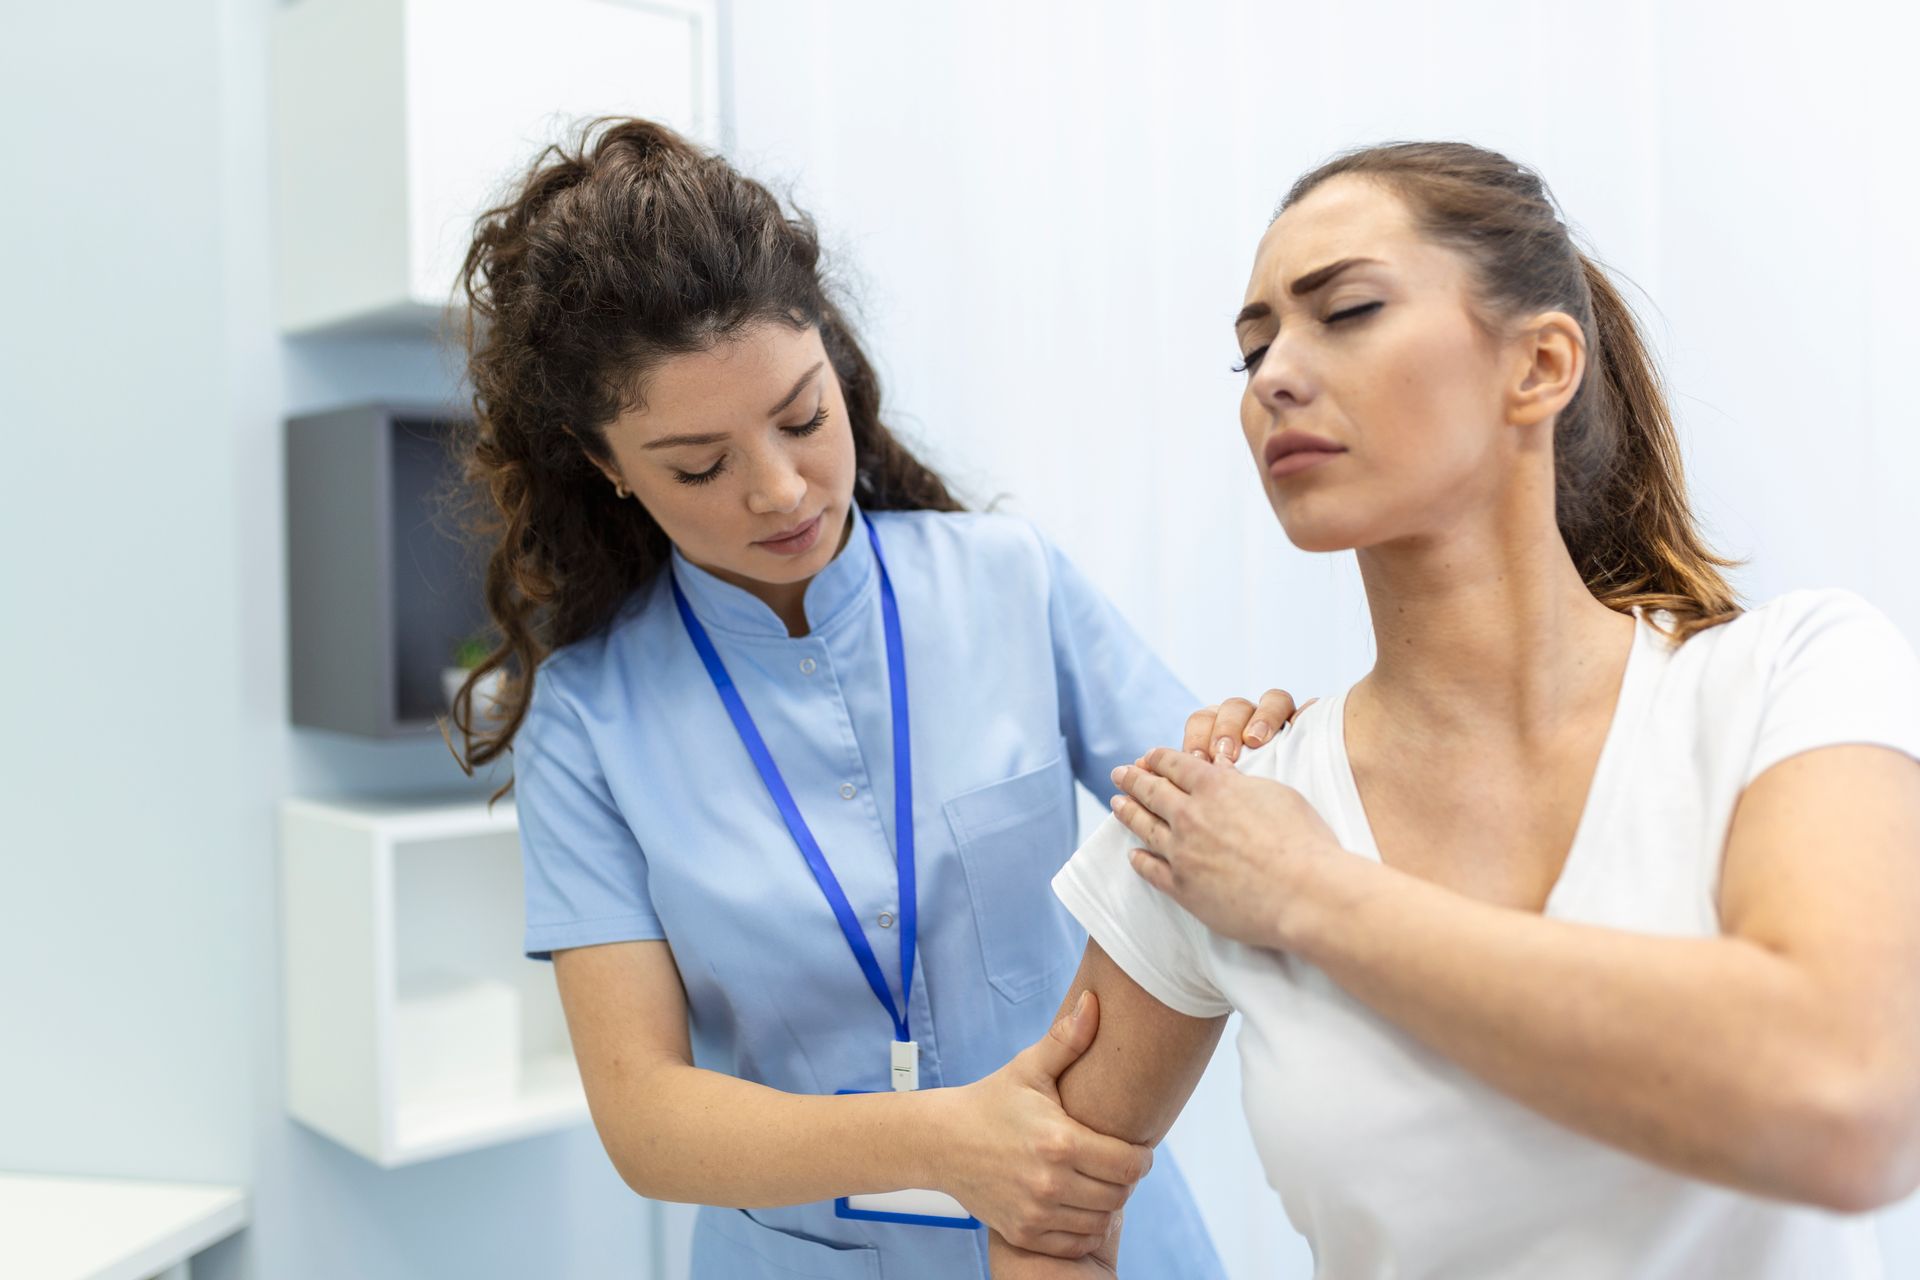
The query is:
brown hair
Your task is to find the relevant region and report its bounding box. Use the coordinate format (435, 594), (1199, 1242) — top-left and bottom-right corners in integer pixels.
(1283, 142), (1739, 640)
(446, 118), (963, 785)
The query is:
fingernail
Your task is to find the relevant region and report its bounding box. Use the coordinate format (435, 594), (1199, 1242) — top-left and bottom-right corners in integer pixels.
(1190, 748), (1207, 759)
(1109, 795), (1124, 811)
(1109, 765), (1124, 784)
(1073, 991), (1089, 1020)
(1247, 720), (1271, 742)
(1214, 737), (1233, 760)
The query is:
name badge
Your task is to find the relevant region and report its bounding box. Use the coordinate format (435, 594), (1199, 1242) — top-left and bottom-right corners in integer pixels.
(832, 1068), (981, 1230)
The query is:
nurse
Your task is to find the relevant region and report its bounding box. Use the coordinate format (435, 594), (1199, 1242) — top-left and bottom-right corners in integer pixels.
(445, 119), (1278, 1278)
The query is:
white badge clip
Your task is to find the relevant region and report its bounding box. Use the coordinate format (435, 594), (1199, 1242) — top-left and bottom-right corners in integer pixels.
(891, 1039), (920, 1092)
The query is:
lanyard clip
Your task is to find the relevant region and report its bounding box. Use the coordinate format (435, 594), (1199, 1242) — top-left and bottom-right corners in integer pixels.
(891, 1039), (920, 1092)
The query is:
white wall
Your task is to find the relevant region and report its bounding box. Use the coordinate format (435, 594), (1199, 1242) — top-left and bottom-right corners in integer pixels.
(725, 0), (1920, 1275)
(4, 2), (1916, 1279)
(2, 1), (653, 1277)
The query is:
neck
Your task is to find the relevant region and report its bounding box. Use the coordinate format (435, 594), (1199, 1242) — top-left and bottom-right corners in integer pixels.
(755, 579), (813, 638)
(701, 510), (855, 638)
(1352, 480), (1634, 740)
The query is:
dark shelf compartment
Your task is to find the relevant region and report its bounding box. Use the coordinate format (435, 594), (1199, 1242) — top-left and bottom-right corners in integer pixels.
(286, 403), (486, 738)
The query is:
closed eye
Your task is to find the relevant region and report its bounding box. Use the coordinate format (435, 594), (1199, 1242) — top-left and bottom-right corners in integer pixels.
(1327, 301), (1384, 325)
(1233, 301), (1384, 375)
(784, 406), (829, 437)
(673, 457), (727, 486)
(1231, 344), (1269, 375)
(674, 407), (830, 486)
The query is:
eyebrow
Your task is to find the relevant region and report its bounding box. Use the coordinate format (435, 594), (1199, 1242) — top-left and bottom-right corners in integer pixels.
(641, 362), (826, 450)
(765, 361), (825, 417)
(1233, 257), (1384, 333)
(1289, 257), (1380, 297)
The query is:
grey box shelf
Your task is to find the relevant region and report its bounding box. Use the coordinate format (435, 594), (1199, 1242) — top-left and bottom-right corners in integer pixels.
(286, 403), (486, 738)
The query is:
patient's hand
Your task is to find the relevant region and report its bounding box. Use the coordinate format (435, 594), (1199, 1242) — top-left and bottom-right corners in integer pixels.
(1182, 688), (1311, 763)
(1114, 746), (1350, 950)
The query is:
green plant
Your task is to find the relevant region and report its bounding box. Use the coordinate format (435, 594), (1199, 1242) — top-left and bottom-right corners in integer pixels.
(451, 632), (493, 671)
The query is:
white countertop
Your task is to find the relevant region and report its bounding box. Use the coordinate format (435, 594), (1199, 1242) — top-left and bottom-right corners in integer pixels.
(0, 1173), (248, 1280)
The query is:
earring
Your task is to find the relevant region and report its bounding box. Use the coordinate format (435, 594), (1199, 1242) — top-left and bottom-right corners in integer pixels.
(613, 480), (630, 499)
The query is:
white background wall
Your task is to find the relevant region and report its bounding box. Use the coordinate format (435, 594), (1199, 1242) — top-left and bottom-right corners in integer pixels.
(723, 0), (1920, 1274)
(2, 3), (650, 1278)
(3, 1), (1916, 1278)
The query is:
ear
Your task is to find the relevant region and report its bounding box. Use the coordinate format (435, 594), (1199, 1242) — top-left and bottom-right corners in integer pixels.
(1506, 311), (1586, 430)
(588, 455), (625, 489)
(559, 424), (629, 493)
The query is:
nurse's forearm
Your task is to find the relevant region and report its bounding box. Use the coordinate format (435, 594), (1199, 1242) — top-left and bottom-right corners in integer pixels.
(602, 1061), (946, 1206)
(1290, 855), (1912, 1210)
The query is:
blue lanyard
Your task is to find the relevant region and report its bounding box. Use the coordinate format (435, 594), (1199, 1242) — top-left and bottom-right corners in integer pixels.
(671, 519), (917, 1045)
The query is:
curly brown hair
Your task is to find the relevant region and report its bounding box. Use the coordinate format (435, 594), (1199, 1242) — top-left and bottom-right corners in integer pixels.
(446, 118), (963, 787)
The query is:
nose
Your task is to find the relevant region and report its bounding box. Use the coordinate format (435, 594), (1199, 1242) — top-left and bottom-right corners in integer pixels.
(745, 446), (806, 517)
(1248, 338), (1312, 415)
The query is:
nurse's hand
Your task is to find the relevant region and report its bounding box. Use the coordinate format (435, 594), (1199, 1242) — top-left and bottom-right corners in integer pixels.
(932, 991), (1151, 1258)
(1183, 687), (1311, 763)
(988, 1218), (1121, 1277)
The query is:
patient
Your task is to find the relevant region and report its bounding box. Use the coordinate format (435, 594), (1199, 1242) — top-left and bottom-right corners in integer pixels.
(994, 142), (1920, 1278)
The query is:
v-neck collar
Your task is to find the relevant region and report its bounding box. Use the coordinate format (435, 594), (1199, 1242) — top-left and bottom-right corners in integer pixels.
(1320, 611), (1656, 915)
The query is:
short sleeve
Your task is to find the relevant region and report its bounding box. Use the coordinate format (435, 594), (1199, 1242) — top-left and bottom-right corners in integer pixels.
(1037, 526), (1197, 796)
(515, 663), (665, 960)
(1052, 813), (1234, 1019)
(1743, 589), (1920, 788)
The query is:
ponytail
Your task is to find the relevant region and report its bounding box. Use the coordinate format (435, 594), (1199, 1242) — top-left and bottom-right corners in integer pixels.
(1563, 255), (1739, 639)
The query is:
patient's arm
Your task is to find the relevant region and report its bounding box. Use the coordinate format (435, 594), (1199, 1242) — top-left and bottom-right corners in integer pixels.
(989, 941), (1229, 1276)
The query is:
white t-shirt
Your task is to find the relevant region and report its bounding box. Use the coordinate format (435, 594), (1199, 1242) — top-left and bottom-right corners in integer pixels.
(1054, 590), (1920, 1280)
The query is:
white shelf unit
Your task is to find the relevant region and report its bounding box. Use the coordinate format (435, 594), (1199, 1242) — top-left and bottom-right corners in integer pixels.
(271, 0), (721, 335)
(281, 795), (589, 1167)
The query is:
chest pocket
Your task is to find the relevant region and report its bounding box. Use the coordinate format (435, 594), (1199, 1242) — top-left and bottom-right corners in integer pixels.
(945, 743), (1080, 1003)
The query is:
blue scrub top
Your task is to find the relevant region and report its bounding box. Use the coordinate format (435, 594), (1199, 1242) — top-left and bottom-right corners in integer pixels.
(516, 505), (1225, 1280)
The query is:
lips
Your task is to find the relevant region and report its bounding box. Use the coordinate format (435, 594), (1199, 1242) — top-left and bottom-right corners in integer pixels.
(754, 511), (826, 556)
(758, 514), (820, 544)
(1263, 430), (1346, 478)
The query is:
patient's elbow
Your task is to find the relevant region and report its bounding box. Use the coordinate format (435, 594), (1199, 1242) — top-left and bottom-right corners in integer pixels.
(1787, 1063), (1920, 1213)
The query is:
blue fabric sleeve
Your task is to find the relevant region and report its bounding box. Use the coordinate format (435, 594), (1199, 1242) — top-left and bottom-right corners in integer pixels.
(1037, 528), (1199, 797)
(515, 663), (666, 960)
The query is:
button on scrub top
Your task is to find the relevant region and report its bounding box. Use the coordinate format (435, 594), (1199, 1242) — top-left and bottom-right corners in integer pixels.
(515, 505), (1225, 1280)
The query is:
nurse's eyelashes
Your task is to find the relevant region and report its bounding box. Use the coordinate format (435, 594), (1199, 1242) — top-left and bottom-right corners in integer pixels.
(673, 459), (727, 486)
(668, 406), (831, 487)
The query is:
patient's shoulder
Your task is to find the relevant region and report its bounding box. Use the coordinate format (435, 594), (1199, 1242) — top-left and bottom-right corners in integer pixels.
(1230, 689), (1347, 790)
